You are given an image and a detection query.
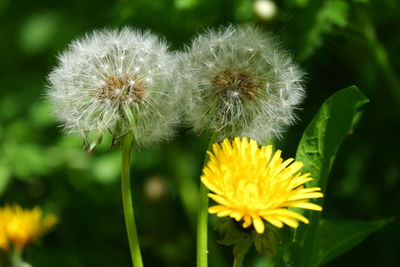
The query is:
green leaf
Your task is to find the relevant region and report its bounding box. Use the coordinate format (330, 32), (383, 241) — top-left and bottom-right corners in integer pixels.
(290, 86), (369, 266)
(297, 87), (368, 190)
(314, 218), (393, 266)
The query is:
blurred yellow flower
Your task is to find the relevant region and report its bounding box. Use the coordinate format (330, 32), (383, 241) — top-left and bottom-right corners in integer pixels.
(0, 225), (8, 250)
(0, 204), (58, 252)
(201, 137), (323, 234)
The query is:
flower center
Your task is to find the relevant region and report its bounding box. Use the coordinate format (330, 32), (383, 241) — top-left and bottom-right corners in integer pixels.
(97, 75), (145, 104)
(212, 69), (262, 100)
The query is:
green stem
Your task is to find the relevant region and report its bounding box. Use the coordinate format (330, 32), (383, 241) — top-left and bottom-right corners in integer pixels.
(197, 135), (218, 267)
(232, 254), (245, 267)
(121, 133), (143, 267)
(197, 182), (209, 267)
(10, 249), (30, 267)
(356, 6), (400, 106)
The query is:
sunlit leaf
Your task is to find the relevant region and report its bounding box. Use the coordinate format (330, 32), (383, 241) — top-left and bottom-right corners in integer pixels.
(289, 86), (369, 266)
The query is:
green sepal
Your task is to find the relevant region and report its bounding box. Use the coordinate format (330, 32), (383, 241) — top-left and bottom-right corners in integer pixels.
(215, 218), (252, 254)
(214, 218), (293, 266)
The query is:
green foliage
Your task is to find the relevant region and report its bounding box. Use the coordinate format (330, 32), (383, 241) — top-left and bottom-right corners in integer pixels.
(19, 12), (60, 54)
(289, 86), (369, 265)
(314, 218), (393, 266)
(298, 0), (350, 60)
(1, 0), (400, 266)
(214, 217), (294, 266)
(288, 0), (350, 60)
(215, 218), (254, 265)
(296, 86), (369, 193)
(0, 161), (10, 195)
(283, 86), (391, 266)
(214, 218), (278, 266)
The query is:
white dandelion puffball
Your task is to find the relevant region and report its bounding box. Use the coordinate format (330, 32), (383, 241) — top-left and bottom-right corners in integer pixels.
(181, 25), (305, 143)
(47, 27), (180, 150)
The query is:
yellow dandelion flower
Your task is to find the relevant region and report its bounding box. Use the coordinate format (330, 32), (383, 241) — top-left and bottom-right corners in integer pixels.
(201, 137), (323, 234)
(0, 204), (58, 252)
(0, 224), (9, 251)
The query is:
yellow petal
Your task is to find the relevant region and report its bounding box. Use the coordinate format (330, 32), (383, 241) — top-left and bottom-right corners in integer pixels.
(201, 177), (223, 195)
(252, 216), (265, 234)
(290, 202), (322, 211)
(276, 216), (299, 228)
(264, 217), (284, 228)
(208, 194), (232, 206)
(298, 187), (322, 194)
(242, 215), (252, 228)
(289, 192), (324, 201)
(208, 205), (227, 214)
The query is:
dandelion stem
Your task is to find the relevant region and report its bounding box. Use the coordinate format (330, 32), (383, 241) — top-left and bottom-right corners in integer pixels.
(233, 254), (245, 267)
(121, 132), (143, 267)
(197, 135), (217, 267)
(10, 248), (30, 267)
(356, 6), (400, 106)
(197, 182), (209, 267)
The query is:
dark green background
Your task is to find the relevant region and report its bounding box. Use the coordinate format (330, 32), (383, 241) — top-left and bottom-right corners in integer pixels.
(0, 0), (399, 266)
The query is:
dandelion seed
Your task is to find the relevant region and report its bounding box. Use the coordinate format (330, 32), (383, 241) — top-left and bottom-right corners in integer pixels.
(180, 25), (305, 142)
(201, 137), (323, 234)
(47, 28), (180, 150)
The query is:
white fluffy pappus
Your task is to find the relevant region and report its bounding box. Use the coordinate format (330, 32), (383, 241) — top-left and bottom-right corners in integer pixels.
(47, 27), (181, 150)
(180, 25), (305, 143)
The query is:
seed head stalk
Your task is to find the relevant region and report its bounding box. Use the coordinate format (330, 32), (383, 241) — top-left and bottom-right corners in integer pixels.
(197, 134), (218, 267)
(121, 132), (143, 267)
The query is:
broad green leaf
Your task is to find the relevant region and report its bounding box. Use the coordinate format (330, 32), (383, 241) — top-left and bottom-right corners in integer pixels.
(297, 86), (368, 191)
(290, 86), (369, 266)
(314, 218), (393, 266)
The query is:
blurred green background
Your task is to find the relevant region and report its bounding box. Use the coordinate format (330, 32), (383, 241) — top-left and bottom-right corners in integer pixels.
(1, 0), (399, 266)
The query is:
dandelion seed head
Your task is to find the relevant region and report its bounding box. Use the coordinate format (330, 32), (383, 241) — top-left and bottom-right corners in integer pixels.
(47, 27), (180, 149)
(180, 25), (305, 142)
